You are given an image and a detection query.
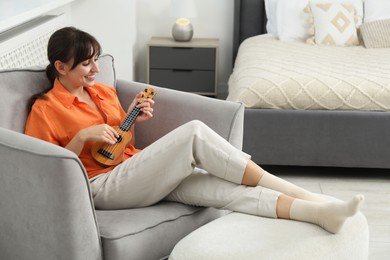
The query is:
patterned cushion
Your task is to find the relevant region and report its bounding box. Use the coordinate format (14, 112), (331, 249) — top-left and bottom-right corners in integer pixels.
(360, 19), (390, 48)
(305, 2), (359, 46)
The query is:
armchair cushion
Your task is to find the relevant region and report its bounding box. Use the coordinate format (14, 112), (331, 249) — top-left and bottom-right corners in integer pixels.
(97, 202), (224, 259)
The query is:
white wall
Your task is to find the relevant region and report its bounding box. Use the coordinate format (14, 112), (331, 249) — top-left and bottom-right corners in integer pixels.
(135, 0), (234, 96)
(70, 0), (137, 81)
(69, 0), (234, 95)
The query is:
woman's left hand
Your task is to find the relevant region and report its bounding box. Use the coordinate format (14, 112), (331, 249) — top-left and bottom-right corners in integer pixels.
(127, 91), (155, 124)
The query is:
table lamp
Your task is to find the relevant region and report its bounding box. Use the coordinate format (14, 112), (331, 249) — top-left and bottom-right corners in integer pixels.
(170, 0), (197, 41)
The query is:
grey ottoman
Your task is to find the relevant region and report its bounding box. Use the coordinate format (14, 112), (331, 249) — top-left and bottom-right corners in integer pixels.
(169, 211), (369, 259)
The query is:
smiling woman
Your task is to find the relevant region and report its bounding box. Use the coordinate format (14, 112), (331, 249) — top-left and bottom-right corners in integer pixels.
(25, 28), (365, 244)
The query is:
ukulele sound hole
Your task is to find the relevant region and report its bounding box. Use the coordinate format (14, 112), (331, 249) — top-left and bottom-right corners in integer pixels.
(98, 148), (114, 160)
(116, 135), (123, 143)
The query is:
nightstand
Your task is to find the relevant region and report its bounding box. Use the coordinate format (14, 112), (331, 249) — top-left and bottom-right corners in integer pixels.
(147, 37), (219, 96)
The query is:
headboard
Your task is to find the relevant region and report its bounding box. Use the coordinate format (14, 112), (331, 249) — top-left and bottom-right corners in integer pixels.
(233, 0), (267, 61)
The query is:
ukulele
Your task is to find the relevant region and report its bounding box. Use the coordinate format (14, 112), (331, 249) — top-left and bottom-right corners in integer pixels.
(91, 87), (156, 167)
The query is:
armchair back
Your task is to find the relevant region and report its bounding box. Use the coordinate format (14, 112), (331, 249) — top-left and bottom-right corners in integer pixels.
(0, 54), (116, 133)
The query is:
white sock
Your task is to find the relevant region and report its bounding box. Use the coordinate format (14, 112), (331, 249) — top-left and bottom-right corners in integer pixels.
(258, 171), (327, 202)
(289, 194), (365, 234)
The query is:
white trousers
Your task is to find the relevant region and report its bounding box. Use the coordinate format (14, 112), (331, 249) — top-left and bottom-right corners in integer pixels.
(90, 120), (280, 218)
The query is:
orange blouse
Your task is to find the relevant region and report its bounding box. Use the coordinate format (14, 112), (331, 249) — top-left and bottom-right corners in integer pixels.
(25, 79), (140, 179)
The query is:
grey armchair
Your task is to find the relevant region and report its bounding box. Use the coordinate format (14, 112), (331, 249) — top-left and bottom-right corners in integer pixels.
(0, 55), (245, 260)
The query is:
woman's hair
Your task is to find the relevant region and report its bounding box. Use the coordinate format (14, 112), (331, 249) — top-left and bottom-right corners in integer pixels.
(28, 27), (102, 110)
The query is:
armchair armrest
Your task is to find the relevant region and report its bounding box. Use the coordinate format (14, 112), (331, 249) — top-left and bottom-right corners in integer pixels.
(0, 127), (102, 260)
(116, 80), (245, 150)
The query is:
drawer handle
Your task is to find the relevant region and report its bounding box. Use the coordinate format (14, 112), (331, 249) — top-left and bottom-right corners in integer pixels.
(172, 47), (193, 50)
(172, 69), (193, 72)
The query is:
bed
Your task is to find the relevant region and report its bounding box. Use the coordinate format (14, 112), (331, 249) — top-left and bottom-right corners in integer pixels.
(229, 0), (390, 169)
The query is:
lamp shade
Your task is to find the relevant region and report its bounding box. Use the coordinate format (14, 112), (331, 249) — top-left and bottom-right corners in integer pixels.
(170, 0), (197, 18)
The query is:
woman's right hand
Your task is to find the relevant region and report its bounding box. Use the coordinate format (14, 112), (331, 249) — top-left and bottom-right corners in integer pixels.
(65, 124), (119, 156)
(78, 124), (119, 145)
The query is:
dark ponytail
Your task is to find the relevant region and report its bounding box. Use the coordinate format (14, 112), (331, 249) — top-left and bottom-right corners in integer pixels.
(45, 63), (57, 85)
(28, 27), (102, 110)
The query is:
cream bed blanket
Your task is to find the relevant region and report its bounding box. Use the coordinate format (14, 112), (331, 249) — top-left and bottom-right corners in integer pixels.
(227, 35), (390, 111)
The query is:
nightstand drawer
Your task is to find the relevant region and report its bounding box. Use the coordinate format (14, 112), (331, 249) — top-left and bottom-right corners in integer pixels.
(150, 47), (216, 70)
(147, 37), (219, 95)
(150, 69), (215, 93)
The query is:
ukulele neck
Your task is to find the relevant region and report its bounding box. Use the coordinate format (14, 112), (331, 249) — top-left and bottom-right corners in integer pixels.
(119, 104), (141, 131)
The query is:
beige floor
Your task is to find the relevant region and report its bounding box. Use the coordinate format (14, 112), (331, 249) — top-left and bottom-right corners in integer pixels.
(265, 166), (390, 260)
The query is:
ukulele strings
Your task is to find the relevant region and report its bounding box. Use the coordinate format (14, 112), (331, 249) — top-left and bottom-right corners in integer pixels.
(96, 87), (155, 162)
(100, 106), (141, 157)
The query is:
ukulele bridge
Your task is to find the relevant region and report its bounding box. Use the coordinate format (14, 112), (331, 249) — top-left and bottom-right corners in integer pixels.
(97, 148), (114, 160)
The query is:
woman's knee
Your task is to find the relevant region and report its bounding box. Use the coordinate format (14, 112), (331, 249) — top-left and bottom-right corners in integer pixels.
(184, 120), (211, 135)
(186, 120), (206, 128)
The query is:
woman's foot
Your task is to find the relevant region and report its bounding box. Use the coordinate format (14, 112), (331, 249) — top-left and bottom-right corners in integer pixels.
(289, 194), (365, 234)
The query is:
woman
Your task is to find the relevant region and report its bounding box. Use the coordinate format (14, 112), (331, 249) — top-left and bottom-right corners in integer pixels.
(25, 27), (364, 234)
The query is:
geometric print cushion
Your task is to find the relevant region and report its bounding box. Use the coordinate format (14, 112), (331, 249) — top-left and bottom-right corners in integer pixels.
(305, 2), (359, 46)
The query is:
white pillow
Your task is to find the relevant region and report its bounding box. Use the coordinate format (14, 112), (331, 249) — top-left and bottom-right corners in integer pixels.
(310, 0), (363, 26)
(276, 0), (309, 42)
(307, 2), (359, 46)
(274, 0), (363, 43)
(364, 0), (390, 23)
(265, 0), (278, 36)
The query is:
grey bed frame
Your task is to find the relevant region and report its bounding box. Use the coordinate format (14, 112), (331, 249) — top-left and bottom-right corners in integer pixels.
(233, 0), (390, 169)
